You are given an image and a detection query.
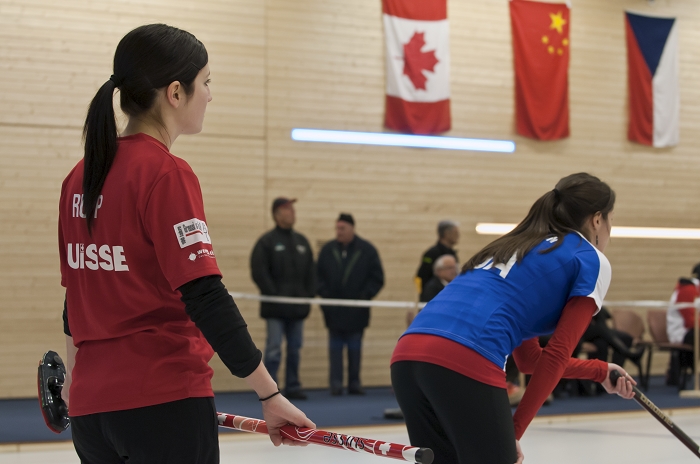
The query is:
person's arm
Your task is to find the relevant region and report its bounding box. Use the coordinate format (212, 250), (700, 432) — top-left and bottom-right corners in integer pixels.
(416, 252), (433, 291)
(304, 239), (316, 298)
(511, 297), (608, 439)
(63, 335), (77, 409)
(179, 275), (315, 445)
(244, 361), (316, 446)
(179, 275), (261, 376)
(316, 247), (331, 298)
(361, 248), (385, 300)
(250, 238), (278, 295)
(61, 296), (74, 409)
(512, 336), (607, 380)
(676, 283), (698, 329)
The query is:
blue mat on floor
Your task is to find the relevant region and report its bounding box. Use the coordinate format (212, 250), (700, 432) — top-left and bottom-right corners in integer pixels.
(4, 376), (700, 445)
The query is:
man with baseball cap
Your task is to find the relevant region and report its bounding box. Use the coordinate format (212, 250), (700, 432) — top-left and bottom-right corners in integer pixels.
(250, 197), (315, 400)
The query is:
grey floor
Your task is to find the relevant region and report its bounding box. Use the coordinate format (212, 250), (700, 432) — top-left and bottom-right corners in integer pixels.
(2, 410), (700, 463)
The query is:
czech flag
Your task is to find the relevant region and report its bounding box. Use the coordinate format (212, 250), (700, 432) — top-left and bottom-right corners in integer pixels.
(383, 0), (450, 135)
(625, 12), (679, 147)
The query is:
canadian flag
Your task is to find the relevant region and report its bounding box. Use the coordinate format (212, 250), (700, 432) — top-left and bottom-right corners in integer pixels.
(383, 0), (451, 135)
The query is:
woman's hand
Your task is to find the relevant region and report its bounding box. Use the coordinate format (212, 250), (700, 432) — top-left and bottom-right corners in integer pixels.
(515, 439), (524, 463)
(601, 364), (636, 399)
(261, 394), (316, 447)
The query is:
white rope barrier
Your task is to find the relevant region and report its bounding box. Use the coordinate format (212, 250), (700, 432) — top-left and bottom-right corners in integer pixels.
(229, 292), (700, 398)
(228, 292), (426, 309)
(229, 292), (697, 311)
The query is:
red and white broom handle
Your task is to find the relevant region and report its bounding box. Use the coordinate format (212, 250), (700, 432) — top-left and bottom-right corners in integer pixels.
(217, 412), (434, 464)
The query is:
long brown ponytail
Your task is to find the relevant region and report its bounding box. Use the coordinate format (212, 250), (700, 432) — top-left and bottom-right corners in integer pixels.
(463, 173), (616, 272)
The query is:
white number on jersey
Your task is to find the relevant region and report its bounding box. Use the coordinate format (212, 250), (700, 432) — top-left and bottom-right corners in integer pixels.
(475, 253), (518, 279)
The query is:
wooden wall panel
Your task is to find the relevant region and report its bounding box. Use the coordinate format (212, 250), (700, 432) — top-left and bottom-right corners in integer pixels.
(4, 0), (700, 397)
(0, 0), (267, 397)
(0, 0), (264, 137)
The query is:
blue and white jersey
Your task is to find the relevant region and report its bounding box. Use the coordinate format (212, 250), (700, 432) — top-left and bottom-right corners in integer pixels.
(404, 232), (611, 369)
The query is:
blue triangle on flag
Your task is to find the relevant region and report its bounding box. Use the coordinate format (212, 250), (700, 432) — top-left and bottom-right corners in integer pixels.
(626, 12), (675, 77)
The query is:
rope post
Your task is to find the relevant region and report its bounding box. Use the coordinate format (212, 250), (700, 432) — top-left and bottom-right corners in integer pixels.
(680, 298), (700, 398)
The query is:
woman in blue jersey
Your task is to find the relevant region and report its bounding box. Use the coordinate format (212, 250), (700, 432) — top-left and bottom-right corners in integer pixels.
(391, 173), (636, 464)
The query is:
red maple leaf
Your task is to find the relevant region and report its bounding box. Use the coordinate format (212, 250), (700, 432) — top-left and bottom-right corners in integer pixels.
(402, 32), (439, 91)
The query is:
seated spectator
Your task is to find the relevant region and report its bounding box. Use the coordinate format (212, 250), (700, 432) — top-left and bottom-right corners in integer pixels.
(419, 255), (458, 303)
(535, 307), (641, 397)
(576, 307), (641, 394)
(416, 220), (459, 294)
(666, 263), (700, 385)
(582, 307), (639, 367)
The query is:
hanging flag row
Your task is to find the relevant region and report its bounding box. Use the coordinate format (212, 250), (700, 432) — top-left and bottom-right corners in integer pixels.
(381, 0), (679, 148)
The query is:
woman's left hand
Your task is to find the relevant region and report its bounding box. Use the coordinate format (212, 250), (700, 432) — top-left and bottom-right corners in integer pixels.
(601, 364), (636, 399)
(514, 439), (524, 463)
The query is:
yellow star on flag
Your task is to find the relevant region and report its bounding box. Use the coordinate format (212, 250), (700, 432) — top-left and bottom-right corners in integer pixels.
(542, 35), (549, 44)
(549, 11), (567, 34)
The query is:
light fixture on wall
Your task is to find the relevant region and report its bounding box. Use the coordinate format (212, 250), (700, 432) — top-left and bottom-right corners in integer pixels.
(291, 128), (516, 153)
(476, 223), (700, 240)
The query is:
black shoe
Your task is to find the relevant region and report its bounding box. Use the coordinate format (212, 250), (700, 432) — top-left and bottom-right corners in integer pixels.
(348, 387), (366, 395)
(330, 387), (343, 396)
(284, 390), (308, 400)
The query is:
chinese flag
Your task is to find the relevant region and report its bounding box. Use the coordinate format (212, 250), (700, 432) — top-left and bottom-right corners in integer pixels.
(510, 0), (570, 140)
(383, 0), (451, 134)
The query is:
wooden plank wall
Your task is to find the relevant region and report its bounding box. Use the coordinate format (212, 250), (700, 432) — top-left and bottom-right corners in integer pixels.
(1, 0), (700, 398)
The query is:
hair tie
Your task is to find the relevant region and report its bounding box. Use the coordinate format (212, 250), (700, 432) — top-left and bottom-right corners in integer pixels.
(109, 75), (124, 87)
(552, 188), (560, 197)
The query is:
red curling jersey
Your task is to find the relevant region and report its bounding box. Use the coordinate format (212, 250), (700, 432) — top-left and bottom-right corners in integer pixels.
(58, 133), (222, 416)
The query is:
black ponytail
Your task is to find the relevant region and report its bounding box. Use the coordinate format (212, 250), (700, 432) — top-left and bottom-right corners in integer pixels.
(463, 172), (616, 272)
(80, 24), (208, 234)
(82, 80), (118, 234)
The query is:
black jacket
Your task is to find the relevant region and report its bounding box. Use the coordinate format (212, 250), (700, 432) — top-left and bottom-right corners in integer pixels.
(419, 276), (445, 303)
(416, 241), (458, 292)
(317, 235), (384, 331)
(250, 226), (315, 320)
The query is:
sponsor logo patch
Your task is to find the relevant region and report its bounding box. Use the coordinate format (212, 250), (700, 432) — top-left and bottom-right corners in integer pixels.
(173, 218), (211, 249)
(188, 249), (216, 263)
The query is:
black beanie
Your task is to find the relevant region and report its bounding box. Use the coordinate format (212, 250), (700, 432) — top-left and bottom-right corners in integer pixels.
(337, 213), (355, 226)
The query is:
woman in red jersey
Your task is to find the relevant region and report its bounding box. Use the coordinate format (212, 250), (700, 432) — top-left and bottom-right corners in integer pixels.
(58, 24), (313, 464)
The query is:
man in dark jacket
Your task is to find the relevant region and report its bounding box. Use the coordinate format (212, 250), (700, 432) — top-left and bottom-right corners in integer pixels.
(250, 197), (315, 400)
(317, 213), (384, 395)
(416, 220), (459, 293)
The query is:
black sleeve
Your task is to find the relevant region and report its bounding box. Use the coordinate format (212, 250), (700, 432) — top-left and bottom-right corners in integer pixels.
(250, 237), (278, 295)
(416, 252), (433, 291)
(179, 275), (262, 378)
(303, 238), (316, 298)
(316, 246), (331, 298)
(362, 247), (385, 300)
(63, 296), (71, 337)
